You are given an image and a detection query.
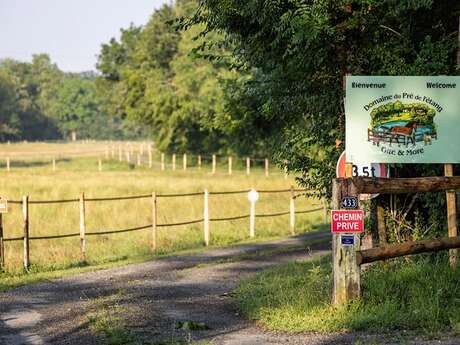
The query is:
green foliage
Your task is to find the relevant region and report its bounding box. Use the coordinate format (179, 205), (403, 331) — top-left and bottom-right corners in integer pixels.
(0, 55), (141, 141)
(236, 255), (460, 335)
(191, 0), (460, 197)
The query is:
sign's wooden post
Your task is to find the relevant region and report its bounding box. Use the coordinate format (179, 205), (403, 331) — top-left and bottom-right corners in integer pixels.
(79, 193), (86, 262)
(377, 200), (387, 246)
(445, 164), (457, 268)
(332, 178), (361, 305)
(23, 195), (30, 269)
(152, 192), (157, 251)
(203, 189), (209, 246)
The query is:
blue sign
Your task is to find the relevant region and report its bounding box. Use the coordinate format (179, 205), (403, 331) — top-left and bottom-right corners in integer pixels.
(341, 235), (355, 246)
(341, 196), (359, 209)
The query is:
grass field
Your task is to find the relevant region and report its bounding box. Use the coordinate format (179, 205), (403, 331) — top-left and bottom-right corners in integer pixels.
(0, 142), (325, 275)
(235, 255), (460, 336)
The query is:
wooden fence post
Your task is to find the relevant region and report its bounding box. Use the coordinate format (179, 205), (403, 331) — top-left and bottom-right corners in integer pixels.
(105, 147), (109, 159)
(445, 164), (457, 268)
(161, 153), (165, 171)
(0, 213), (4, 269)
(111, 145), (115, 158)
(137, 154), (141, 166)
(183, 154), (187, 171)
(126, 151), (131, 164)
(6, 157), (10, 172)
(118, 145), (122, 161)
(172, 154), (176, 171)
(152, 192), (157, 251)
(23, 195), (29, 269)
(212, 155), (216, 174)
(332, 178), (361, 305)
(265, 159), (269, 177)
(198, 155), (202, 170)
(290, 186), (295, 235)
(246, 157), (250, 175)
(204, 189), (209, 246)
(228, 156), (232, 175)
(79, 192), (86, 262)
(148, 145), (152, 168)
(98, 159), (102, 172)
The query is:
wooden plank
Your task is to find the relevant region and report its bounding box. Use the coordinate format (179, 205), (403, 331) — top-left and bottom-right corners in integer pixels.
(332, 178), (360, 305)
(351, 176), (460, 194)
(445, 164), (457, 268)
(357, 236), (460, 265)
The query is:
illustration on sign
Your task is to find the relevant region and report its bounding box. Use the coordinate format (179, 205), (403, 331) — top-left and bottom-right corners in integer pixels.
(346, 76), (460, 164)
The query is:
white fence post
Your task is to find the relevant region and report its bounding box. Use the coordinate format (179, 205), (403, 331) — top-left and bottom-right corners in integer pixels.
(246, 157), (250, 176)
(265, 158), (269, 177)
(248, 189), (259, 238)
(148, 144), (152, 168)
(98, 159), (102, 172)
(172, 154), (176, 171)
(198, 155), (202, 170)
(161, 153), (165, 171)
(228, 156), (232, 175)
(152, 192), (157, 251)
(183, 153), (187, 171)
(204, 189), (209, 246)
(212, 155), (216, 174)
(290, 186), (295, 235)
(79, 192), (86, 261)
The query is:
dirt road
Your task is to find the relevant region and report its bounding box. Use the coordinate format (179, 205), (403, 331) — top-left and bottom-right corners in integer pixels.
(1, 232), (458, 345)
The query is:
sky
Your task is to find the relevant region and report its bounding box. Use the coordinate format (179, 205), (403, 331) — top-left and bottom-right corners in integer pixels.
(0, 0), (170, 72)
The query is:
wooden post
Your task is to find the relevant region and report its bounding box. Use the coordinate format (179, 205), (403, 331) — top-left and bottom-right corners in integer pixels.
(172, 154), (176, 171)
(290, 186), (295, 235)
(265, 159), (269, 177)
(246, 157), (250, 176)
(52, 158), (56, 172)
(111, 145), (115, 158)
(332, 178), (361, 304)
(161, 153), (165, 171)
(126, 151), (131, 163)
(23, 195), (29, 269)
(198, 155), (202, 170)
(228, 156), (232, 175)
(148, 145), (152, 168)
(6, 157), (10, 172)
(98, 159), (102, 172)
(284, 165), (288, 180)
(118, 145), (122, 161)
(152, 192), (157, 251)
(140, 143), (144, 155)
(212, 155), (216, 174)
(79, 193), (86, 262)
(445, 164), (457, 268)
(204, 189), (209, 246)
(0, 213), (4, 269)
(377, 200), (387, 246)
(183, 153), (187, 171)
(105, 147), (109, 159)
(249, 197), (256, 238)
(137, 154), (141, 166)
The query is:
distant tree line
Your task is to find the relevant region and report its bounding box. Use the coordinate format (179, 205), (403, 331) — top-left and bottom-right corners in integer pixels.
(0, 54), (144, 141)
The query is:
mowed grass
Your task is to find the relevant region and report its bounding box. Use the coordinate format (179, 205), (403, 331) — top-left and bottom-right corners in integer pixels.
(0, 142), (325, 277)
(235, 254), (460, 336)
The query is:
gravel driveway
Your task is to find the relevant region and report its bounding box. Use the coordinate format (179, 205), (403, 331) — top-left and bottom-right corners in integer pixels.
(0, 231), (458, 345)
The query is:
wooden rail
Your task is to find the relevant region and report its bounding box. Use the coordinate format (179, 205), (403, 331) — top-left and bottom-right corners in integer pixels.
(357, 236), (460, 265)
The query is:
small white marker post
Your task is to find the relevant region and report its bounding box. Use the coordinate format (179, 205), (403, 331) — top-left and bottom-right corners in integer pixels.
(265, 159), (269, 177)
(228, 156), (232, 175)
(246, 157), (250, 176)
(172, 154), (176, 171)
(6, 158), (10, 172)
(248, 189), (259, 238)
(161, 153), (165, 171)
(290, 186), (295, 235)
(198, 155), (202, 170)
(118, 145), (122, 161)
(183, 153), (187, 171)
(212, 155), (216, 174)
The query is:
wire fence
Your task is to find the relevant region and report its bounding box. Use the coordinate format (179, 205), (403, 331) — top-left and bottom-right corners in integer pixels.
(0, 186), (326, 270)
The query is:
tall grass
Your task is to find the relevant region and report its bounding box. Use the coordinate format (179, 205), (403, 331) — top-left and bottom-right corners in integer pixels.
(0, 143), (324, 272)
